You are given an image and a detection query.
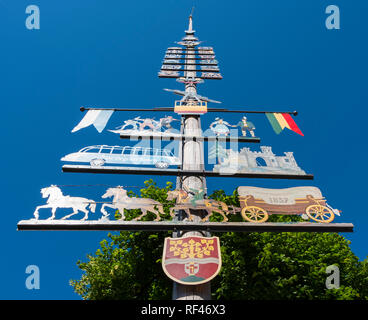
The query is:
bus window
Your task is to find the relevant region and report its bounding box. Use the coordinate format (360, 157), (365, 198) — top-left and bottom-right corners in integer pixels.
(112, 148), (122, 154)
(144, 149), (152, 156)
(123, 147), (134, 155)
(84, 147), (99, 153)
(101, 147), (112, 154)
(133, 148), (144, 155)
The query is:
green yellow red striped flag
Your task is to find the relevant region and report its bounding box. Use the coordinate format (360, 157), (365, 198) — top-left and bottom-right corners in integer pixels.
(266, 113), (304, 136)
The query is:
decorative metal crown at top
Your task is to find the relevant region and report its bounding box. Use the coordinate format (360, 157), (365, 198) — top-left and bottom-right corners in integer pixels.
(158, 15), (223, 82)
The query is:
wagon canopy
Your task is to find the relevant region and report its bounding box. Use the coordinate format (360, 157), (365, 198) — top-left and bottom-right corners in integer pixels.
(237, 186), (323, 205)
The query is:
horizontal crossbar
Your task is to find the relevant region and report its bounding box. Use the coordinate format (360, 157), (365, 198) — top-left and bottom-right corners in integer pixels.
(119, 134), (260, 143)
(80, 107), (298, 115)
(62, 165), (314, 180)
(17, 220), (353, 233)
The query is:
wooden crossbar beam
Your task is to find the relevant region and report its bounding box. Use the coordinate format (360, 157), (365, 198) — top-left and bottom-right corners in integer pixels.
(17, 220), (354, 233)
(62, 165), (314, 180)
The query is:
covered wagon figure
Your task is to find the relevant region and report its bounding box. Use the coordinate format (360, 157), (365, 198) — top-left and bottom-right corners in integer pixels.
(237, 186), (340, 223)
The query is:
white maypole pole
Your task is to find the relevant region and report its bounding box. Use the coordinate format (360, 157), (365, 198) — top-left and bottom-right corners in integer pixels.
(172, 14), (211, 300)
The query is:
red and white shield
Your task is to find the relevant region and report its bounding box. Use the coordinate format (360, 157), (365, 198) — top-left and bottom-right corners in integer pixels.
(162, 236), (222, 285)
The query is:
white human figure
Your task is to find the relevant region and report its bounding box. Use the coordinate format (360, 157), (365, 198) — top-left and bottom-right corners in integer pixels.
(116, 117), (142, 131)
(209, 117), (233, 136)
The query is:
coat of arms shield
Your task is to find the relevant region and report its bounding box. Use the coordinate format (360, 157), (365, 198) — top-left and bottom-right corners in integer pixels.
(162, 236), (222, 285)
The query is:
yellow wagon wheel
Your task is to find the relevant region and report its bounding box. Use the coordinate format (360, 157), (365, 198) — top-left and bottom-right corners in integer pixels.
(241, 206), (268, 223)
(305, 205), (335, 223)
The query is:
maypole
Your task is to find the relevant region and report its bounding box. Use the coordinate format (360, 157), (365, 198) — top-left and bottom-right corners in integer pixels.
(171, 14), (211, 300)
(18, 11), (353, 306)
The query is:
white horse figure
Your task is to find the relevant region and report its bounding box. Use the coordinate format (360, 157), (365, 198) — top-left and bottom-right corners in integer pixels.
(33, 185), (96, 221)
(101, 187), (165, 221)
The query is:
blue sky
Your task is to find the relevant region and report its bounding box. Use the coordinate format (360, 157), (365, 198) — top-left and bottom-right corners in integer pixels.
(1, 1), (367, 299)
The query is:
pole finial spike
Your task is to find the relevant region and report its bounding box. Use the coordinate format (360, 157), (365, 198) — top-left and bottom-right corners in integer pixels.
(188, 13), (193, 32)
(190, 6), (195, 17)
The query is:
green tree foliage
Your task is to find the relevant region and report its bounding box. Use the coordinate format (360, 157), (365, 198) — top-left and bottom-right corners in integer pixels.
(70, 180), (368, 300)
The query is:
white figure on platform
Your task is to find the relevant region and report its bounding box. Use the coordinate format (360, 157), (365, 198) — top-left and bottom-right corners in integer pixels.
(138, 118), (160, 131)
(33, 185), (96, 221)
(109, 116), (179, 136)
(159, 115), (179, 132)
(115, 117), (142, 131)
(209, 117), (233, 136)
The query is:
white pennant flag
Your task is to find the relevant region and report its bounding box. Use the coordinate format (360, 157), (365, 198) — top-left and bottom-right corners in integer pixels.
(71, 110), (114, 133)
